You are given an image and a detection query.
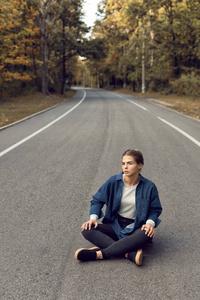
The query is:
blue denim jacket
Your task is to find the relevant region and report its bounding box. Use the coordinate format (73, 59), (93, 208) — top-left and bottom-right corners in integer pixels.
(90, 172), (162, 239)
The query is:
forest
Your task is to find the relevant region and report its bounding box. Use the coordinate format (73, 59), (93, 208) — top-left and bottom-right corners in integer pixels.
(0, 0), (200, 98)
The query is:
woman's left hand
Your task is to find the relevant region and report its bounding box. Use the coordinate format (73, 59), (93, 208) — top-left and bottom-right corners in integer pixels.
(141, 224), (155, 238)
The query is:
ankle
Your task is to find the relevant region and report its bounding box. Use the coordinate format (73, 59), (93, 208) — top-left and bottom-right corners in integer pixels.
(96, 250), (103, 260)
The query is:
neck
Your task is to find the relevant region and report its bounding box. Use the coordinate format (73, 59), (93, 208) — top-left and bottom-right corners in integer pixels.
(124, 174), (140, 186)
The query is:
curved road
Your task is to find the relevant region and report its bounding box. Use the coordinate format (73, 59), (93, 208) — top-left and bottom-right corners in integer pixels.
(0, 89), (200, 300)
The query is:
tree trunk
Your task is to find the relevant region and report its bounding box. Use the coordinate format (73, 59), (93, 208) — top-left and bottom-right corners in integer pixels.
(32, 42), (39, 88)
(60, 19), (66, 95)
(39, 0), (49, 95)
(168, 0), (180, 79)
(142, 28), (145, 93)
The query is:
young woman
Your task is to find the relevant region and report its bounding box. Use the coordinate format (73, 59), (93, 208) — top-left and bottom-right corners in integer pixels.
(75, 149), (162, 266)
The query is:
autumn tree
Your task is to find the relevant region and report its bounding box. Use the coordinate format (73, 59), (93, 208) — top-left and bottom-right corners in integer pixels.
(0, 0), (40, 97)
(54, 0), (87, 94)
(0, 0), (87, 96)
(33, 0), (87, 95)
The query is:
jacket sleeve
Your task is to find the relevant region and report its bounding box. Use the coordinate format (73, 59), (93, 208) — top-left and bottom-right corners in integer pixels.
(147, 184), (162, 228)
(89, 179), (110, 219)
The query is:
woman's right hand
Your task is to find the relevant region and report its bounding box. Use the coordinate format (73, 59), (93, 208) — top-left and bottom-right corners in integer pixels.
(81, 219), (98, 231)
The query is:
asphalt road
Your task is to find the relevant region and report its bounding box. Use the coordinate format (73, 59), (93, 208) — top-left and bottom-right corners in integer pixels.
(0, 88), (200, 300)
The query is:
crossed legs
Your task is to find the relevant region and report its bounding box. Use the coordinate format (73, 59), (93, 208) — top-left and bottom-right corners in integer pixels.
(77, 224), (152, 264)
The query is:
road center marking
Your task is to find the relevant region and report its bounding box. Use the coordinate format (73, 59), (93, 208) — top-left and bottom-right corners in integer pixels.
(0, 91), (86, 158)
(157, 117), (200, 147)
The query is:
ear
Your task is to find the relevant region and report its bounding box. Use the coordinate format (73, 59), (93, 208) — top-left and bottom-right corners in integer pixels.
(138, 163), (143, 170)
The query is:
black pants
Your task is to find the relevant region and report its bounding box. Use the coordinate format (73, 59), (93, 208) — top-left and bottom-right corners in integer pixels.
(82, 223), (152, 259)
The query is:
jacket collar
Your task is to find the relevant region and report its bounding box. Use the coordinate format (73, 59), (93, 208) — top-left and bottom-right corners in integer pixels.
(116, 172), (146, 183)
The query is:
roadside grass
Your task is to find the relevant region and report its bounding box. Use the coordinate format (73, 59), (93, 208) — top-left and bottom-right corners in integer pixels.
(0, 90), (76, 128)
(112, 88), (200, 120)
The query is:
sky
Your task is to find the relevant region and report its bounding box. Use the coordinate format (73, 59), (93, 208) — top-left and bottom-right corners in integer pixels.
(82, 0), (101, 27)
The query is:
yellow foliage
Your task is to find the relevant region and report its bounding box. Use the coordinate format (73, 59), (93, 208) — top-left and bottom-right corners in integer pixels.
(4, 57), (32, 66)
(0, 0), (40, 87)
(2, 71), (33, 82)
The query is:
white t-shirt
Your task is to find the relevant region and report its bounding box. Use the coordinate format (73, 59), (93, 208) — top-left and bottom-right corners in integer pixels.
(117, 175), (138, 219)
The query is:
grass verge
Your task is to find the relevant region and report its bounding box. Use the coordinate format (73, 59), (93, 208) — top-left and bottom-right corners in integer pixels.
(0, 90), (76, 128)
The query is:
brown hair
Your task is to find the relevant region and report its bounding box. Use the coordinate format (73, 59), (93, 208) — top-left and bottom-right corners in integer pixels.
(121, 149), (144, 165)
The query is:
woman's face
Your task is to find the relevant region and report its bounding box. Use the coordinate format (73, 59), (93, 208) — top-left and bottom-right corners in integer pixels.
(121, 155), (143, 177)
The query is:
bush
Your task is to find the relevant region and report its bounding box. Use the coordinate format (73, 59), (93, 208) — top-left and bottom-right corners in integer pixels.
(148, 79), (172, 95)
(170, 74), (200, 96)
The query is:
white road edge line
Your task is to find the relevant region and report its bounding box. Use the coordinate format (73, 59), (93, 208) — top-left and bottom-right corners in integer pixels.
(126, 99), (147, 111)
(0, 91), (86, 158)
(157, 117), (200, 147)
(109, 91), (147, 111)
